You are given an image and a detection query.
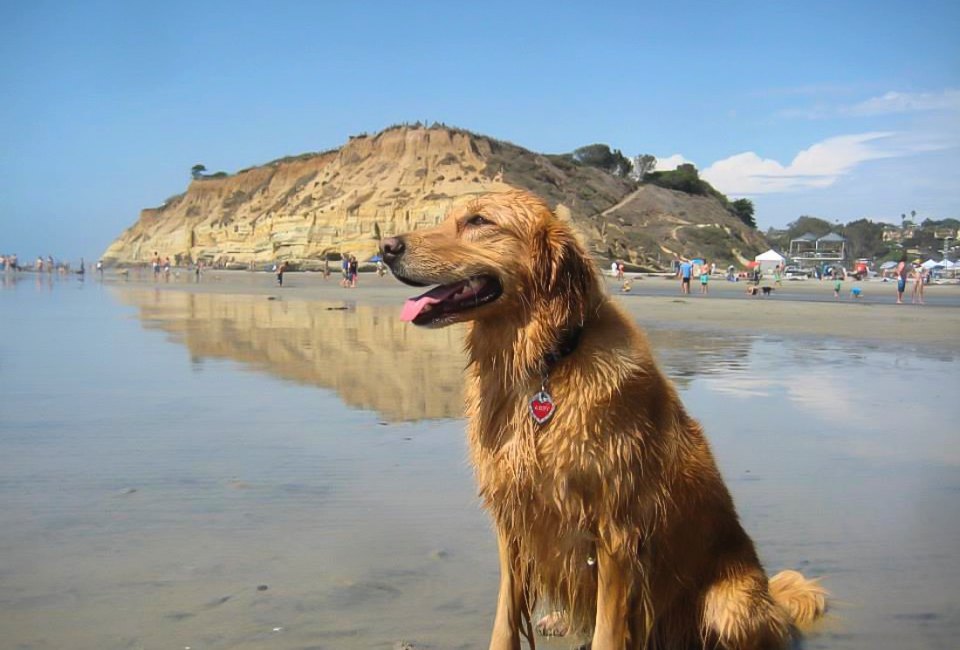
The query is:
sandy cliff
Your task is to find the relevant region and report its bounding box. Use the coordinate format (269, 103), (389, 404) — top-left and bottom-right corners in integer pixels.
(103, 125), (768, 269)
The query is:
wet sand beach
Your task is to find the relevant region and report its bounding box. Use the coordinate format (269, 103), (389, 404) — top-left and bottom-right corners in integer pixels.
(117, 269), (960, 349)
(1, 271), (957, 650)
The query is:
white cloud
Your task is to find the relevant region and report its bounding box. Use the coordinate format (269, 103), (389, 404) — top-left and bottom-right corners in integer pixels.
(845, 89), (960, 116)
(700, 132), (897, 195)
(654, 154), (694, 171)
(781, 88), (960, 119)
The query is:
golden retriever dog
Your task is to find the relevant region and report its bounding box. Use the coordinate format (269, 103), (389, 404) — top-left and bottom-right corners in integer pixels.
(381, 190), (826, 649)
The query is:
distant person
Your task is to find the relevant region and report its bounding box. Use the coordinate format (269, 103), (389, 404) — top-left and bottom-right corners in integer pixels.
(276, 260), (287, 286)
(611, 260), (618, 278)
(323, 257), (331, 279)
(78, 258), (85, 276)
(349, 255), (358, 288)
(678, 259), (692, 294)
(617, 262), (625, 281)
(850, 285), (862, 300)
(152, 252), (161, 278)
(833, 274), (842, 299)
(699, 259), (710, 295)
(895, 254), (908, 304)
(376, 259), (386, 277)
(912, 264), (925, 305)
(340, 256), (350, 288)
(194, 260), (203, 282)
(621, 278), (632, 293)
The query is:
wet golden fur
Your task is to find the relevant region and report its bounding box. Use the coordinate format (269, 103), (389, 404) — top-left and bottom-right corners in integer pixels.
(385, 190), (826, 649)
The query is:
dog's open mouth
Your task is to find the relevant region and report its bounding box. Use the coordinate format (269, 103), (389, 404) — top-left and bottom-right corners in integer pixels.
(400, 275), (502, 326)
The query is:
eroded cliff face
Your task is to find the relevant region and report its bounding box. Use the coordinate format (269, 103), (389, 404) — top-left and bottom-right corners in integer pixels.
(103, 127), (517, 267)
(103, 125), (768, 269)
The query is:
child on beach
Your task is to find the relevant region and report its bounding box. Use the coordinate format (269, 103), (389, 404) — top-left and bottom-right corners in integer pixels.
(833, 275), (842, 299)
(699, 263), (710, 295)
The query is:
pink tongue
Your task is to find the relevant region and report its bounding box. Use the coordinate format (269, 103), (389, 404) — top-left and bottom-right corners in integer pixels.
(400, 283), (465, 322)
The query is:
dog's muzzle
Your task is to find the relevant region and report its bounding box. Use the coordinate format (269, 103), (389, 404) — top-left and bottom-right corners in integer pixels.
(380, 236), (405, 268)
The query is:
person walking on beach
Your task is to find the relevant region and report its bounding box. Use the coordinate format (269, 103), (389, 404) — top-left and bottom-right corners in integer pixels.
(699, 259), (710, 295)
(833, 274), (842, 299)
(678, 259), (692, 294)
(276, 261), (287, 286)
(323, 257), (331, 280)
(895, 254), (908, 304)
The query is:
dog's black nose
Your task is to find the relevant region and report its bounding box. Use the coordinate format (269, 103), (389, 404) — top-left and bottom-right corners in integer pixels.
(380, 236), (405, 265)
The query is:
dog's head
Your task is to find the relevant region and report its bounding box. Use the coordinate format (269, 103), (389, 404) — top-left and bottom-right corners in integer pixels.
(382, 190), (599, 330)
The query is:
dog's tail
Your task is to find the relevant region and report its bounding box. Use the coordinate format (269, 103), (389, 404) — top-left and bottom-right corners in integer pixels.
(769, 570), (827, 627)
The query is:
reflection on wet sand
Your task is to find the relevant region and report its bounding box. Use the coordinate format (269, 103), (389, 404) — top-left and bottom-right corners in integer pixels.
(114, 287), (467, 421)
(115, 287), (760, 419)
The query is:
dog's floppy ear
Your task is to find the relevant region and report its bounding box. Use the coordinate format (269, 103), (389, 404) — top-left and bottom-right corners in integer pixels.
(531, 215), (597, 325)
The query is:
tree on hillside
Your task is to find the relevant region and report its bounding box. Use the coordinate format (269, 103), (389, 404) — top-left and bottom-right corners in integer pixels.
(629, 154), (657, 181)
(644, 163), (702, 195)
(786, 215), (833, 238)
(841, 219), (889, 260)
(191, 164), (207, 180)
(767, 215), (833, 252)
(730, 198), (757, 229)
(572, 144), (632, 177)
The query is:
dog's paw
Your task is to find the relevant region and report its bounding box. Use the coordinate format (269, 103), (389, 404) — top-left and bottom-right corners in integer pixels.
(536, 611), (570, 637)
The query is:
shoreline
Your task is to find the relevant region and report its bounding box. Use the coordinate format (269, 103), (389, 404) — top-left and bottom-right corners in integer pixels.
(92, 269), (960, 349)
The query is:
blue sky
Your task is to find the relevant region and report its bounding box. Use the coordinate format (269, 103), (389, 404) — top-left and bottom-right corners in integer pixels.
(2, 0), (957, 262)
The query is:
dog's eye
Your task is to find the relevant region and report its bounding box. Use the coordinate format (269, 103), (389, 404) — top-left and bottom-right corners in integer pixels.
(466, 215), (492, 227)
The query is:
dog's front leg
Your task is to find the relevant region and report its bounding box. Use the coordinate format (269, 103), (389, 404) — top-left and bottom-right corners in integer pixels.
(591, 546), (629, 649)
(489, 526), (528, 650)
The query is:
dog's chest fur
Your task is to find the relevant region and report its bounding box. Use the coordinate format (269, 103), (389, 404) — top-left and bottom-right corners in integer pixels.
(466, 359), (646, 534)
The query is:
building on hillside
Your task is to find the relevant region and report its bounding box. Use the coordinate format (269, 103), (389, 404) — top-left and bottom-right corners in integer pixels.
(882, 228), (903, 243)
(789, 233), (818, 259)
(789, 232), (846, 270)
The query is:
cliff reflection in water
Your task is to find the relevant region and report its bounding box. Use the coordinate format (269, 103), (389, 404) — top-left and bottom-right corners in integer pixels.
(115, 288), (756, 421)
(115, 288), (466, 421)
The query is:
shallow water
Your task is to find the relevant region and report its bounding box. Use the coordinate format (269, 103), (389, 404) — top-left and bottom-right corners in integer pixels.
(1, 277), (957, 649)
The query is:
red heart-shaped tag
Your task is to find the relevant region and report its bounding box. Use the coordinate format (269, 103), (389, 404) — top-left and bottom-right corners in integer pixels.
(529, 391), (555, 424)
